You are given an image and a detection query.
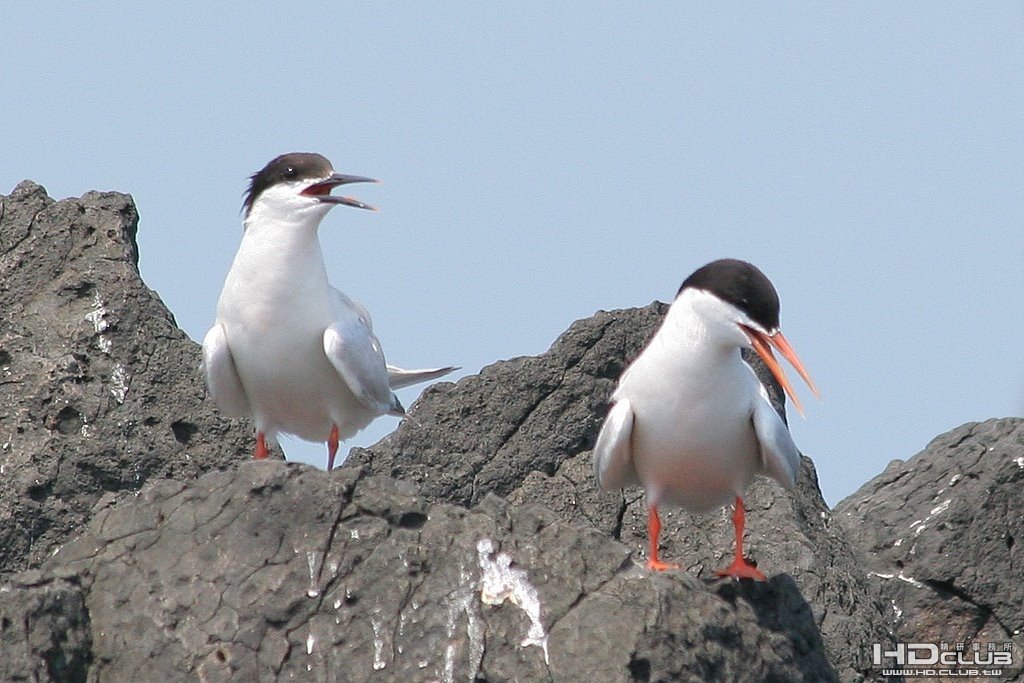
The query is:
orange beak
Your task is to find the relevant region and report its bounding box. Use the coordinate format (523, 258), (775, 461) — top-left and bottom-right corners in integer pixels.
(741, 325), (821, 417)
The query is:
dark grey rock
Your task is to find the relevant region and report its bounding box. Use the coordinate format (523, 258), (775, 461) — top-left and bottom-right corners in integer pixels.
(836, 418), (1024, 678)
(0, 573), (91, 683)
(0, 181), (260, 579)
(507, 452), (898, 681)
(41, 460), (841, 682)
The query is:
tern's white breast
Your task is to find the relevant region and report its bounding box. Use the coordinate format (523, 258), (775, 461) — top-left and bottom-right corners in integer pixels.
(615, 302), (764, 512)
(215, 224), (373, 441)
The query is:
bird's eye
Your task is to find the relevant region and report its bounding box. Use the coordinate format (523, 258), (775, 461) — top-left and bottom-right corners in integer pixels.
(283, 166), (297, 179)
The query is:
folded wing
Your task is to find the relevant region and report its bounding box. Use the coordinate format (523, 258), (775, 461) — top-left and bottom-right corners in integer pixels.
(200, 323), (251, 417)
(593, 398), (640, 489)
(751, 384), (802, 489)
(323, 318), (404, 417)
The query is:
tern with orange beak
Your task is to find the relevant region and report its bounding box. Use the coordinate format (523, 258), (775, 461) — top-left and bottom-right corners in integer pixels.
(202, 153), (456, 470)
(593, 258), (820, 578)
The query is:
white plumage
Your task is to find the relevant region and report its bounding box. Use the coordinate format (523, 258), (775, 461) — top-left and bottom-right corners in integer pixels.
(594, 259), (818, 577)
(202, 153), (455, 468)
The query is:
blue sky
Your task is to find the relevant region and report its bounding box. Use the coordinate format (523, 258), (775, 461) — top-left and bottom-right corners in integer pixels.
(3, 4), (1022, 506)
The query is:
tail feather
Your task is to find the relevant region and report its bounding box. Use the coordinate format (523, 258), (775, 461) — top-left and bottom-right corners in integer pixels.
(386, 365), (459, 390)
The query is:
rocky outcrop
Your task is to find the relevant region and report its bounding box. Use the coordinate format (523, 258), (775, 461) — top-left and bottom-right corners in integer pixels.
(11, 461), (844, 682)
(835, 418), (1024, 673)
(1, 181), (1020, 682)
(0, 181), (260, 580)
(347, 306), (786, 511)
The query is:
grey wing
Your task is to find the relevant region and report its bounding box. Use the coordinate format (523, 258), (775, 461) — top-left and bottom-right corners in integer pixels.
(386, 364), (459, 389)
(593, 398), (640, 489)
(752, 384), (802, 489)
(323, 319), (403, 416)
(330, 287), (374, 329)
(200, 323), (251, 417)
(329, 286), (456, 394)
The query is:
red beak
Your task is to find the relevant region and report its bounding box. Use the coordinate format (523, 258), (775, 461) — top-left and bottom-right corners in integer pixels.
(741, 325), (820, 416)
(301, 173), (380, 211)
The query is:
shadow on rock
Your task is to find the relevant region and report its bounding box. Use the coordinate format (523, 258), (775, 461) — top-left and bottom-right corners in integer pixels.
(716, 574), (838, 682)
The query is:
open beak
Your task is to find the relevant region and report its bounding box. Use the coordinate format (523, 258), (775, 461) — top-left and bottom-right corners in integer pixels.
(740, 325), (821, 417)
(301, 173), (379, 211)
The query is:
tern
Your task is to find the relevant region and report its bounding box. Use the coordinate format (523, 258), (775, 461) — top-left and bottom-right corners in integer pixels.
(202, 152), (456, 470)
(593, 259), (819, 579)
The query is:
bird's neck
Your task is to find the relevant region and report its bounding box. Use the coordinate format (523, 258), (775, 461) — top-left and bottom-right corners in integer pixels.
(225, 211), (332, 310)
(659, 297), (741, 366)
(241, 207), (326, 260)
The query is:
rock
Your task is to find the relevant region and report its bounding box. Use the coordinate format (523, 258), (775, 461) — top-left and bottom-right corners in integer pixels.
(835, 417), (1024, 670)
(0, 181), (259, 579)
(509, 452), (899, 681)
(0, 573), (91, 683)
(42, 460), (844, 682)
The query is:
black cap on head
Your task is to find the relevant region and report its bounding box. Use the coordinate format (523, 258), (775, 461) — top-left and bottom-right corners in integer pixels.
(677, 258), (781, 331)
(243, 152), (334, 214)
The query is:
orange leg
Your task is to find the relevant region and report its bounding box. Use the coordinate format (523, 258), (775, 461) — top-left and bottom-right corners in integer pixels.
(326, 424), (340, 471)
(254, 432), (269, 460)
(713, 495), (766, 581)
(646, 504), (680, 571)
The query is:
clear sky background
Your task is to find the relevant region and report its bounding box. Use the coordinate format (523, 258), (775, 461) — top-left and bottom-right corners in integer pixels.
(3, 4), (1022, 506)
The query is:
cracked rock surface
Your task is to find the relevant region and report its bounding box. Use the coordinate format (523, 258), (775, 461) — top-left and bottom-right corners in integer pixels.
(2, 180), (1021, 681)
(349, 305), (785, 512)
(0, 182), (258, 582)
(34, 462), (840, 681)
(835, 417), (1024, 678)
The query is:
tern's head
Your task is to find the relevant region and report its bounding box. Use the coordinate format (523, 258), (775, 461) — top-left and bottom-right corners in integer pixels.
(677, 258), (820, 414)
(242, 152), (378, 222)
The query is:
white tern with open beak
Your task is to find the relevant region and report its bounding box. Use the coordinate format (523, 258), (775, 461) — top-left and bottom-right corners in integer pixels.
(202, 152), (456, 469)
(594, 258), (819, 578)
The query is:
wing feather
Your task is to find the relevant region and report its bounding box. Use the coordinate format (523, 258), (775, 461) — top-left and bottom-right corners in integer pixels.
(752, 385), (802, 489)
(200, 323), (251, 417)
(323, 320), (402, 416)
(593, 399), (639, 489)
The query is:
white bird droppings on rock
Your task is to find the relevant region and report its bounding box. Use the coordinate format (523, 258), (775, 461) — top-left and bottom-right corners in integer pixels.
(477, 537), (549, 665)
(305, 550), (319, 598)
(110, 364), (129, 403)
